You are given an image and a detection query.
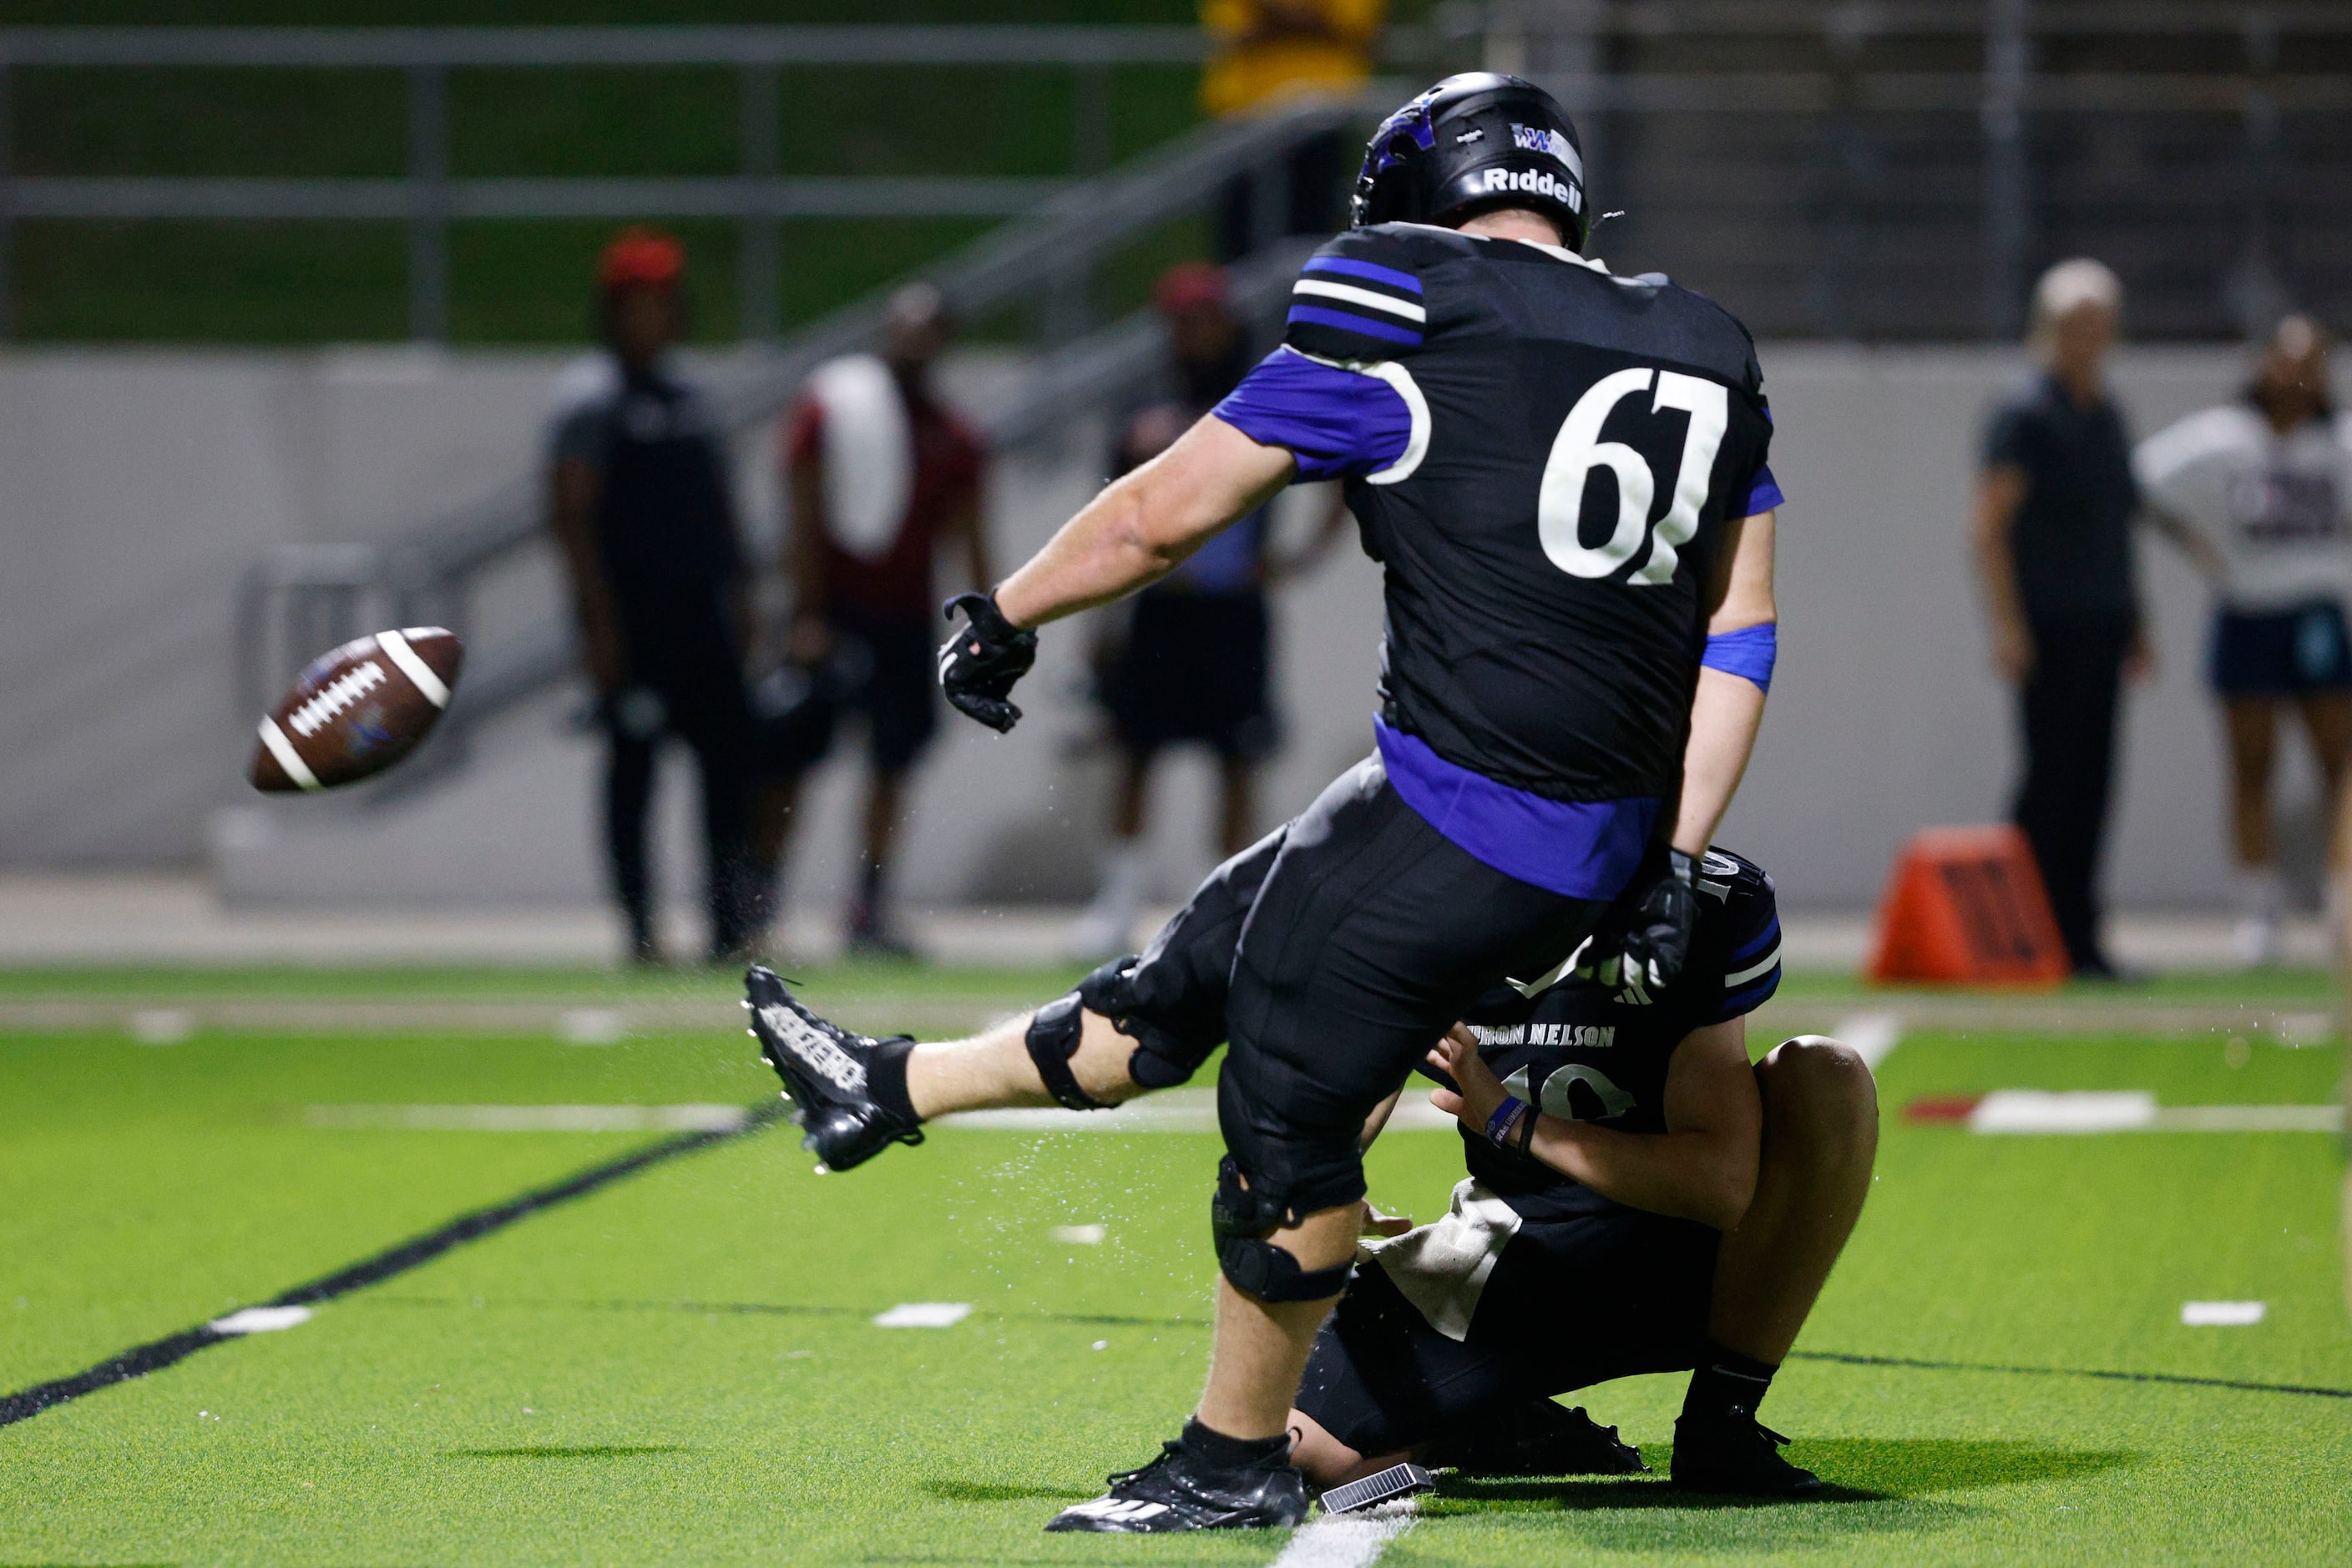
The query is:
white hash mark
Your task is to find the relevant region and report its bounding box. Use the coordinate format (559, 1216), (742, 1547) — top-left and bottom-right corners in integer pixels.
(873, 1302), (971, 1329)
(210, 1306), (312, 1335)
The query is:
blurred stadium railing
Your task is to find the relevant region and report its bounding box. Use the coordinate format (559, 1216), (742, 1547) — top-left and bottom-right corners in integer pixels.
(180, 4), (2352, 797)
(10, 8), (2348, 343)
(1445, 0), (2352, 340)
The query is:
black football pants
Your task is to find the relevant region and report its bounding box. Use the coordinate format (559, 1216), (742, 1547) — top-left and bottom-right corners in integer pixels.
(1216, 757), (1611, 1216)
(2012, 615), (2132, 972)
(604, 665), (760, 959)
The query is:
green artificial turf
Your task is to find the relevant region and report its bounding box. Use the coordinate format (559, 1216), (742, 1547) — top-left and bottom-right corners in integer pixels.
(0, 979), (2345, 1564)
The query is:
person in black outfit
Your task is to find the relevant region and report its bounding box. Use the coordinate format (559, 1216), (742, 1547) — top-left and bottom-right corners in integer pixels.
(547, 229), (759, 964)
(1972, 258), (2145, 979)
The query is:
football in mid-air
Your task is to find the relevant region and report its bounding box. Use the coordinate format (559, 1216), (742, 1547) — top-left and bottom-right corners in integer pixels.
(248, 627), (464, 793)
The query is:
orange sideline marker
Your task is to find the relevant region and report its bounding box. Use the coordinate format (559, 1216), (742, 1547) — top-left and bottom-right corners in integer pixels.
(1867, 826), (2069, 988)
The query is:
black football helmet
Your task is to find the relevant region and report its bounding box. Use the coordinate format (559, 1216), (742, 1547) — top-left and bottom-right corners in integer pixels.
(1350, 73), (1590, 251)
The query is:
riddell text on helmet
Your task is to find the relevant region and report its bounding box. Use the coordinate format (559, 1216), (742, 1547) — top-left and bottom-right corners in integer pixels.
(1479, 165), (1582, 210)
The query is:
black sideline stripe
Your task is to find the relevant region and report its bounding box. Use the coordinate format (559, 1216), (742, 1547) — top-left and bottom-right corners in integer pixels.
(1791, 1348), (2352, 1401)
(0, 1102), (786, 1429)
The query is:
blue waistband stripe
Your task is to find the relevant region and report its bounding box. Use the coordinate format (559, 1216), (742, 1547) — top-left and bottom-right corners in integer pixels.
(1374, 719), (1655, 902)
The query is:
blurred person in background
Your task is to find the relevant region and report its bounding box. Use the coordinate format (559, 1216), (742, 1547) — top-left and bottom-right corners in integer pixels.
(1202, 0), (1385, 260)
(756, 283), (991, 958)
(2136, 316), (2352, 965)
(546, 228), (760, 965)
(1070, 263), (1348, 959)
(1972, 258), (2145, 979)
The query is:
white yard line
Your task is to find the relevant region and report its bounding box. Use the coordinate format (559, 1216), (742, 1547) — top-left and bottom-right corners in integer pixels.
(303, 1104), (748, 1132)
(1270, 1499), (1419, 1568)
(1832, 1010), (1904, 1069)
(938, 1088), (1465, 1135)
(1964, 1090), (2344, 1135)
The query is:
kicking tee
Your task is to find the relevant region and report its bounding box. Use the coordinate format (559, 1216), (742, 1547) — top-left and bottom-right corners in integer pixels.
(2134, 402), (2352, 612)
(1214, 224), (1779, 898)
(1445, 846), (1782, 1222)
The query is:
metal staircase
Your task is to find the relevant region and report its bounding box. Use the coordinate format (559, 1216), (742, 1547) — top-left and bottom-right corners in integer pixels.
(235, 97), (1364, 801)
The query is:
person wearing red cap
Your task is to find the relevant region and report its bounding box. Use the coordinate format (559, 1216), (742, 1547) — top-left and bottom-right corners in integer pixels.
(1070, 262), (1348, 959)
(547, 227), (761, 964)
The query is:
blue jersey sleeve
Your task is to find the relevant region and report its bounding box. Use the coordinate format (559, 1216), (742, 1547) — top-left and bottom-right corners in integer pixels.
(1213, 347), (1414, 482)
(1743, 463), (1784, 515)
(1282, 231), (1427, 363)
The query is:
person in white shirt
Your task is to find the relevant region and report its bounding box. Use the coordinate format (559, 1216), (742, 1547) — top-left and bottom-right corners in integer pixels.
(2136, 316), (2352, 964)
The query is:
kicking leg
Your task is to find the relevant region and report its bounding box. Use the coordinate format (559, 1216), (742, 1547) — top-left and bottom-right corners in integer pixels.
(742, 822), (1290, 1170)
(1673, 1034), (1878, 1495)
(904, 1005), (1153, 1118)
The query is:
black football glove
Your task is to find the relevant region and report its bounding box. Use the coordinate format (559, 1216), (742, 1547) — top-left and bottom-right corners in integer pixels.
(938, 591), (1038, 734)
(1574, 848), (1699, 997)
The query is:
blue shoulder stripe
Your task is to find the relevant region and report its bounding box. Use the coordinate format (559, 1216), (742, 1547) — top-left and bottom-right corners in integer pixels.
(1305, 255), (1423, 294)
(1287, 305), (1423, 346)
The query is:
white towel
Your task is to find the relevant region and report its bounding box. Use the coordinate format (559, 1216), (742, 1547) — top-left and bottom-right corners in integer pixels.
(1358, 1177), (1524, 1343)
(803, 353), (913, 561)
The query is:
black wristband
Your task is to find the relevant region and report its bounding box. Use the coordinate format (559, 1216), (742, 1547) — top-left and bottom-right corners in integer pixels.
(946, 590), (1020, 643)
(1516, 1102), (1540, 1157)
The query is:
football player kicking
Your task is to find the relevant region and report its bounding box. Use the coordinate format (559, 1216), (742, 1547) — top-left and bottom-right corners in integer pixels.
(1286, 848), (1877, 1500)
(746, 72), (1784, 1531)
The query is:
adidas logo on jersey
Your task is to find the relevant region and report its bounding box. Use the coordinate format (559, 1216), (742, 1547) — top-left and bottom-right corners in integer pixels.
(1479, 164), (1582, 210)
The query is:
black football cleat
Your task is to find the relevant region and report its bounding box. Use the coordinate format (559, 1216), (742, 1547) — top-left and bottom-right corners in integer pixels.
(1669, 1411), (1822, 1496)
(743, 965), (922, 1172)
(1426, 1399), (1648, 1477)
(1044, 1440), (1310, 1533)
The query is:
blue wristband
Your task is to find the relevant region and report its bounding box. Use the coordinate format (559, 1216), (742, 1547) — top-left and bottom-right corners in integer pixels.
(1702, 622), (1777, 693)
(1484, 1095), (1527, 1151)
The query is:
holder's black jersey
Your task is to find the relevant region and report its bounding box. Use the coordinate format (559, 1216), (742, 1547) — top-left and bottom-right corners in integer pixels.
(1447, 847), (1783, 1220)
(1242, 224), (1776, 803)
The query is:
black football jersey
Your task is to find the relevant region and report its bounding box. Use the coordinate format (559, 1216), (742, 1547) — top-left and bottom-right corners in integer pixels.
(1447, 847), (1783, 1220)
(1287, 224), (1775, 803)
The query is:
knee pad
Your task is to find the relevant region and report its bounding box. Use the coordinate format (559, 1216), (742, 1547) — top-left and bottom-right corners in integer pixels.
(1211, 1155), (1350, 1303)
(1024, 991), (1105, 1112)
(1079, 954), (1218, 1091)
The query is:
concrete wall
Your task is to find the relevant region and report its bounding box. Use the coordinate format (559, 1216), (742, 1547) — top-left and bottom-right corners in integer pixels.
(3, 341), (2324, 915)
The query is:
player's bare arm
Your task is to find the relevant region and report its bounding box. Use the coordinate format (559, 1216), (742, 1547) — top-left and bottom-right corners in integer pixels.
(1677, 508), (1777, 856)
(994, 417), (1295, 628)
(1427, 1019), (1761, 1231)
(935, 417), (1292, 733)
